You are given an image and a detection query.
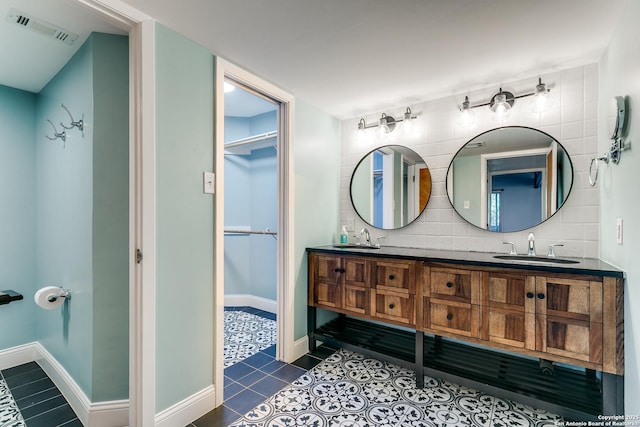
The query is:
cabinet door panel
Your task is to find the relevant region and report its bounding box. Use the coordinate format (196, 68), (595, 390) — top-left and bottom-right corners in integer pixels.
(344, 285), (369, 315)
(539, 315), (602, 364)
(488, 307), (535, 350)
(343, 257), (369, 287)
(430, 268), (479, 304)
(373, 260), (416, 294)
(536, 277), (598, 322)
(487, 273), (527, 311)
(315, 255), (341, 283)
(314, 282), (341, 308)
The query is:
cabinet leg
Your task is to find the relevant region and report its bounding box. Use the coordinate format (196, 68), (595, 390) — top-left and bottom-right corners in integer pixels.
(602, 373), (624, 416)
(307, 306), (317, 352)
(415, 331), (424, 388)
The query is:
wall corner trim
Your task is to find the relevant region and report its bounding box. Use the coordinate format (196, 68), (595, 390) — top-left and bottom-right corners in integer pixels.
(0, 342), (129, 427)
(154, 385), (216, 427)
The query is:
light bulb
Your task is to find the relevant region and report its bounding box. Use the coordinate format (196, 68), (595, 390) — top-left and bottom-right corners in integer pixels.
(379, 114), (390, 134)
(531, 79), (552, 113)
(491, 93), (511, 123)
(458, 96), (475, 128)
(356, 118), (368, 141)
(402, 108), (414, 134)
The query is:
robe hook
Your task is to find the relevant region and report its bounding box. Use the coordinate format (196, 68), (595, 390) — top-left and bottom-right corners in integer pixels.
(60, 104), (84, 137)
(45, 119), (66, 146)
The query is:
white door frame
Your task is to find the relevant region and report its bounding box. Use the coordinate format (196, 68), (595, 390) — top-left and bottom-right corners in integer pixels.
(75, 1), (155, 425)
(214, 58), (295, 407)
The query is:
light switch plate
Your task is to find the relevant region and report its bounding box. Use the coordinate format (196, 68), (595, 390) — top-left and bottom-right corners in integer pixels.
(203, 172), (215, 194)
(616, 218), (623, 244)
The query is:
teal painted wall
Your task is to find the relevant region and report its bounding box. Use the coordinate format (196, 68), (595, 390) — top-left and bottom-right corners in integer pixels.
(224, 111), (277, 301)
(452, 155), (481, 226)
(155, 23), (215, 412)
(90, 33), (130, 402)
(293, 99), (341, 340)
(36, 35), (96, 397)
(35, 33), (129, 401)
(0, 85), (37, 350)
(598, 0), (640, 413)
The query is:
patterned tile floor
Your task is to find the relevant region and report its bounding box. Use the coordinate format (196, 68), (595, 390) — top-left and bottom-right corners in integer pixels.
(224, 307), (277, 367)
(0, 377), (25, 427)
(0, 361), (80, 427)
(227, 348), (564, 427)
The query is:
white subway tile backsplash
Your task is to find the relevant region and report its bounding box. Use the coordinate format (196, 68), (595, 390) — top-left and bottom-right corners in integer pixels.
(339, 64), (600, 259)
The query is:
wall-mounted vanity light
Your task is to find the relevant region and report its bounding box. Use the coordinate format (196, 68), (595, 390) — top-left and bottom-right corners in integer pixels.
(357, 107), (416, 140)
(458, 77), (553, 127)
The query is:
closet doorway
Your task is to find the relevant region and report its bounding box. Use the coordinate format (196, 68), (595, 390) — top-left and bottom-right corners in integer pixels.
(214, 59), (294, 407)
(223, 79), (279, 368)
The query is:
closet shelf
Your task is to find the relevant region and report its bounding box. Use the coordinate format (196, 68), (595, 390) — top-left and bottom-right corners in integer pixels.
(225, 131), (277, 155)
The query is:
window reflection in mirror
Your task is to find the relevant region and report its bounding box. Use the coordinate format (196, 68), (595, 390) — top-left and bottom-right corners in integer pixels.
(446, 126), (573, 232)
(351, 145), (431, 230)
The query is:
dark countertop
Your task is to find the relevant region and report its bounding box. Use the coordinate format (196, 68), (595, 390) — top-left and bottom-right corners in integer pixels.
(307, 245), (624, 278)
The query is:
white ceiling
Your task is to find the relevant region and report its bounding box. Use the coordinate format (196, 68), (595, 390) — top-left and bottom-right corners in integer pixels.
(1, 0), (627, 120)
(0, 0), (126, 93)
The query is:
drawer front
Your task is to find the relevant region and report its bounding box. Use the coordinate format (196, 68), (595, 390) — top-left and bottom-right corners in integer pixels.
(430, 267), (479, 304)
(428, 299), (479, 337)
(372, 290), (415, 326)
(373, 260), (416, 294)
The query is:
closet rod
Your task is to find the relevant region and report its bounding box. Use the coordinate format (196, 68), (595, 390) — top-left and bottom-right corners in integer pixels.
(224, 229), (277, 235)
(225, 131), (277, 148)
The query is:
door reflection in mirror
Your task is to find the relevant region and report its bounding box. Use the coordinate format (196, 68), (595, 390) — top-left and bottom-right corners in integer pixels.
(447, 126), (573, 233)
(351, 145), (432, 230)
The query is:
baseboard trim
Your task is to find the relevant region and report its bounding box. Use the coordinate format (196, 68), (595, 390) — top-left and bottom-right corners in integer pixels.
(291, 335), (309, 363)
(0, 342), (39, 371)
(155, 385), (216, 427)
(0, 342), (129, 427)
(224, 294), (277, 314)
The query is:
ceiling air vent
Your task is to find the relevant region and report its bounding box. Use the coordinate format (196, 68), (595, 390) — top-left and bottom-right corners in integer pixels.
(6, 8), (78, 46)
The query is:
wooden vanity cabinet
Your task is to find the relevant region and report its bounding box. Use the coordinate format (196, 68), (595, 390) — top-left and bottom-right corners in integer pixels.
(308, 253), (370, 315)
(307, 247), (624, 418)
(308, 252), (418, 326)
(370, 259), (418, 326)
(534, 276), (603, 367)
(422, 266), (481, 337)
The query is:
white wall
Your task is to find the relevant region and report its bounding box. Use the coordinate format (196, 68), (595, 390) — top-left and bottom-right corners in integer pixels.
(341, 65), (600, 259)
(598, 0), (640, 414)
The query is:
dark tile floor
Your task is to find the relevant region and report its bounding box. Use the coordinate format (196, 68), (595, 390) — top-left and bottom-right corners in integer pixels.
(1, 361), (81, 427)
(188, 344), (338, 427)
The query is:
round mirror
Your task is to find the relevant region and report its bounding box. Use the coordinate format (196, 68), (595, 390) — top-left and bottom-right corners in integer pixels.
(350, 145), (431, 230)
(446, 126), (573, 233)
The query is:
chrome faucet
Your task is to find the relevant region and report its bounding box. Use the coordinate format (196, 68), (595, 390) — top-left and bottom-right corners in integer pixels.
(360, 228), (371, 246)
(527, 232), (536, 256)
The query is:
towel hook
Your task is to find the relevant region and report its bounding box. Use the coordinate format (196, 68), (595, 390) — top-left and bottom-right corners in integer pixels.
(45, 119), (66, 146)
(60, 104), (84, 137)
